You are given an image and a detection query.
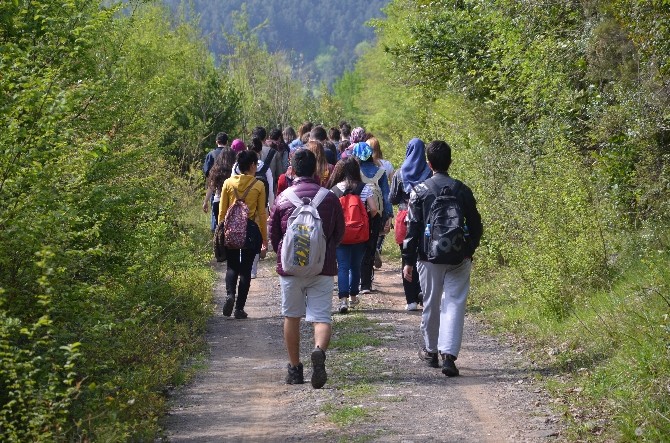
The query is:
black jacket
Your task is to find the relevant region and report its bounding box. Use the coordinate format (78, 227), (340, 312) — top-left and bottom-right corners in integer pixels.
(402, 172), (483, 264)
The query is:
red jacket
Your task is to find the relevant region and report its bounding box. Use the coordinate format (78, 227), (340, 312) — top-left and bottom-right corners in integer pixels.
(269, 177), (344, 276)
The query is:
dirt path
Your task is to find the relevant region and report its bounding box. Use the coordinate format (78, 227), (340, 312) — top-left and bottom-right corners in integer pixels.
(161, 257), (561, 442)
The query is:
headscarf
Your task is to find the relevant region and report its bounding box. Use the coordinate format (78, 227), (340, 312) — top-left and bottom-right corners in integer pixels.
(350, 127), (366, 144)
(231, 139), (246, 153)
(352, 142), (373, 162)
(400, 138), (431, 193)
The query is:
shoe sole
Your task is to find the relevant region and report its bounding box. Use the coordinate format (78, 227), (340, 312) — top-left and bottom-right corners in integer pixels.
(222, 297), (234, 317)
(311, 349), (327, 389)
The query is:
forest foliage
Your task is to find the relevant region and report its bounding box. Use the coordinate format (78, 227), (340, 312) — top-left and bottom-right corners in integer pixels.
(345, 0), (670, 440)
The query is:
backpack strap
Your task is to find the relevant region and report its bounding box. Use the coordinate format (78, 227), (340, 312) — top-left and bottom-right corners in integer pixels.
(331, 185), (344, 198)
(259, 148), (276, 175)
(372, 167), (385, 182)
(234, 178), (259, 201)
(310, 187), (329, 208)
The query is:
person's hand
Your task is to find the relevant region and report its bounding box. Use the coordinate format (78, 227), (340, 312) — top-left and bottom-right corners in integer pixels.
(383, 218), (392, 234)
(403, 265), (413, 282)
(260, 243), (268, 259)
(202, 200), (209, 213)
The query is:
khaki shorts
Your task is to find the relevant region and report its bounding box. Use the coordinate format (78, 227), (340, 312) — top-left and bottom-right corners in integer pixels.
(280, 275), (333, 323)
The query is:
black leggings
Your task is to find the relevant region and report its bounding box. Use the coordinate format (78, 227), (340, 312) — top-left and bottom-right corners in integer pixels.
(225, 247), (256, 310)
(360, 215), (382, 291)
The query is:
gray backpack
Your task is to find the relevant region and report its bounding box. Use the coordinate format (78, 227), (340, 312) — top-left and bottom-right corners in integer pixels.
(280, 187), (329, 277)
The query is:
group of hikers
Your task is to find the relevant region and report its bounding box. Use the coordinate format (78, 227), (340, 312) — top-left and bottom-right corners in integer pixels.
(202, 121), (482, 388)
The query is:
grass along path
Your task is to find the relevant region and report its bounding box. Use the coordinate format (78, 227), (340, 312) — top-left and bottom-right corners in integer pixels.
(161, 255), (562, 442)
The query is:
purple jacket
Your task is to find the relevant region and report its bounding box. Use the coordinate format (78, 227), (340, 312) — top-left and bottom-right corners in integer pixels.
(269, 177), (345, 276)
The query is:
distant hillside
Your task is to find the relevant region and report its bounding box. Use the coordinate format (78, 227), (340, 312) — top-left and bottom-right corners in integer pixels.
(163, 0), (389, 86)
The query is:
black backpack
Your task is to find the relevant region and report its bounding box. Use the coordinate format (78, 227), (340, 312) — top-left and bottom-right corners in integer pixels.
(256, 148), (276, 206)
(423, 178), (467, 265)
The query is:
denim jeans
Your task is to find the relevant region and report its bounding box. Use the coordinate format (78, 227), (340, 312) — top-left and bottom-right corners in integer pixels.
(336, 242), (367, 299)
(360, 214), (382, 291)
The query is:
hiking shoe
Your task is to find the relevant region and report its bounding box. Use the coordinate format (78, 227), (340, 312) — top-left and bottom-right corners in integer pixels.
(374, 250), (382, 269)
(406, 302), (418, 311)
(338, 299), (349, 314)
(349, 296), (360, 308)
(286, 363), (304, 385)
(360, 288), (372, 295)
(234, 309), (248, 319)
(310, 347), (327, 389)
(441, 353), (460, 377)
(250, 273), (257, 279)
(418, 347), (440, 368)
(222, 297), (235, 317)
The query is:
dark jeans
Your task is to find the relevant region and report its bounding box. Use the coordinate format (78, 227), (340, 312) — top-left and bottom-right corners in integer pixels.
(225, 247), (256, 310)
(360, 214), (382, 291)
(210, 196), (218, 232)
(336, 242), (367, 299)
(400, 245), (422, 304)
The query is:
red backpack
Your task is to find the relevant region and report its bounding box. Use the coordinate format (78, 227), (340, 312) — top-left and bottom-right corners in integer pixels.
(332, 183), (370, 245)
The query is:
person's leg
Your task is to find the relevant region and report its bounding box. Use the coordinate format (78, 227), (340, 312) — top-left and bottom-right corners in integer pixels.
(223, 248), (241, 316)
(251, 253), (259, 278)
(304, 275), (333, 389)
(284, 317), (301, 366)
(336, 245), (351, 300)
(348, 242), (366, 304)
(417, 261), (446, 353)
(210, 195), (217, 232)
(437, 259), (472, 358)
(235, 248), (256, 312)
(401, 245), (422, 305)
(360, 215), (382, 291)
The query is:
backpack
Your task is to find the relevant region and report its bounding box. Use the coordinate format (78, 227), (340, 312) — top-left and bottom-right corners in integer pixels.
(361, 167), (385, 216)
(423, 178), (467, 265)
(256, 149), (276, 206)
(213, 222), (227, 262)
(223, 179), (258, 249)
(332, 183), (370, 245)
(280, 187), (330, 276)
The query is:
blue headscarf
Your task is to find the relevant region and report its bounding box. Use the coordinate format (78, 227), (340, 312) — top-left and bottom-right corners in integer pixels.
(400, 138), (431, 193)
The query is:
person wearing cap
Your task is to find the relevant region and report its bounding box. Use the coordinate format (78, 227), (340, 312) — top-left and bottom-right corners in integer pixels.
(203, 132), (229, 231)
(352, 141), (393, 295)
(269, 148), (344, 388)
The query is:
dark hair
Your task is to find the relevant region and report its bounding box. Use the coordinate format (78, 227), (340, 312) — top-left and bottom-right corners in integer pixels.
(298, 121), (313, 138)
(293, 148), (317, 178)
(252, 126), (267, 141)
(269, 128), (283, 141)
(309, 125), (328, 142)
(237, 150), (258, 174)
(339, 122), (351, 138)
(283, 126), (297, 142)
(426, 140), (452, 172)
(207, 148), (237, 191)
(326, 157), (362, 190)
(215, 132), (228, 145)
(248, 137), (263, 153)
(328, 127), (340, 141)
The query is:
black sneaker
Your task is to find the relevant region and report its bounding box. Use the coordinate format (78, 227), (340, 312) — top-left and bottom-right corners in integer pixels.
(310, 347), (327, 389)
(234, 309), (248, 319)
(222, 297), (235, 317)
(418, 347), (439, 368)
(441, 353), (459, 377)
(286, 363), (304, 385)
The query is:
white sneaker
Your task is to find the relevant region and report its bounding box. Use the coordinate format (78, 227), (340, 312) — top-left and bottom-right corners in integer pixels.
(349, 297), (360, 308)
(338, 299), (349, 314)
(406, 302), (418, 311)
(250, 273), (257, 279)
(360, 289), (371, 295)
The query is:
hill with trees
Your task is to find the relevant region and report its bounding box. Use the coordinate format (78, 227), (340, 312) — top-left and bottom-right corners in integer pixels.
(163, 0), (390, 87)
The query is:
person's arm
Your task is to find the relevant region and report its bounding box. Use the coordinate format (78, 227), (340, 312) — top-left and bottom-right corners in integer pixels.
(218, 183), (230, 224)
(203, 187), (213, 213)
(269, 196), (282, 253)
(462, 186), (483, 258)
(401, 187), (424, 281)
(256, 182), (268, 246)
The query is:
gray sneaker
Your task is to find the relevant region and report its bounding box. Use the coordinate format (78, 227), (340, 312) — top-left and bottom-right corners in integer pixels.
(418, 347), (439, 368)
(310, 347), (327, 389)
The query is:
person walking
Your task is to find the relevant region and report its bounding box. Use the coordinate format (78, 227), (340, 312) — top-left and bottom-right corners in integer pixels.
(352, 142), (392, 294)
(269, 149), (344, 388)
(367, 136), (394, 269)
(402, 140), (483, 376)
(218, 150), (268, 319)
(326, 157), (378, 314)
(202, 147), (237, 230)
(203, 132), (228, 231)
(391, 138), (432, 311)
